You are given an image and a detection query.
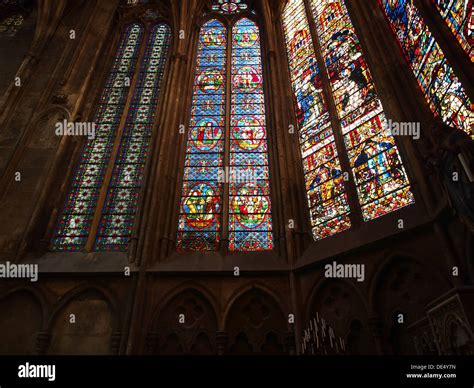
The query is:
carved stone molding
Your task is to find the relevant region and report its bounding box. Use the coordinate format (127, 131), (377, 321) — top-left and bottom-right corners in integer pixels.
(426, 290), (474, 355)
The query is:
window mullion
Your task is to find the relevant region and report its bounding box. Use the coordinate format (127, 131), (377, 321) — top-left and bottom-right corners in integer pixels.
(221, 21), (233, 255)
(302, 0), (364, 228)
(84, 26), (151, 252)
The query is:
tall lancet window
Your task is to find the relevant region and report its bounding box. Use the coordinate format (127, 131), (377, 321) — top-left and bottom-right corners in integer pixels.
(283, 0), (414, 241)
(52, 23), (171, 251)
(230, 18), (273, 251)
(177, 19), (226, 251)
(177, 14), (273, 252)
(282, 0), (351, 240)
(431, 0), (473, 62)
(379, 0), (473, 137)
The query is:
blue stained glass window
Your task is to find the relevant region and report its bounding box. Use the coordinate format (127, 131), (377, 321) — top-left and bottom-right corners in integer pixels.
(229, 18), (273, 251)
(177, 17), (274, 252)
(177, 19), (227, 251)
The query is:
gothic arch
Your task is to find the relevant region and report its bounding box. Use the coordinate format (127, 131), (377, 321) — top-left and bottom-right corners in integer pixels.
(223, 283), (288, 325)
(46, 284), (119, 355)
(305, 275), (370, 318)
(149, 287), (219, 355)
(369, 253), (452, 354)
(46, 283), (119, 329)
(444, 313), (473, 355)
(0, 288), (44, 354)
(151, 283), (221, 328)
(305, 277), (375, 355)
(224, 286), (288, 354)
(0, 285), (49, 324)
(32, 105), (71, 124)
(369, 253), (452, 312)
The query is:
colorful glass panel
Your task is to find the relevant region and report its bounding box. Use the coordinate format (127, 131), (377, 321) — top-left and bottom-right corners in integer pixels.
(95, 23), (171, 251)
(380, 0), (473, 136)
(230, 18), (273, 251)
(52, 24), (144, 251)
(432, 0), (473, 61)
(283, 0), (351, 240)
(311, 0), (414, 221)
(177, 19), (227, 251)
(211, 0), (248, 14)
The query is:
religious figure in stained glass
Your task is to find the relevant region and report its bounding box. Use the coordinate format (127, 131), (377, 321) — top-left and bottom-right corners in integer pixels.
(177, 17), (273, 252)
(283, 0), (351, 240)
(283, 0), (414, 241)
(379, 0), (473, 137)
(311, 0), (414, 221)
(178, 19), (227, 251)
(431, 0), (473, 61)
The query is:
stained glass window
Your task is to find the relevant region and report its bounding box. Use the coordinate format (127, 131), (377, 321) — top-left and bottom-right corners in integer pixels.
(177, 19), (226, 251)
(211, 0), (248, 14)
(310, 0), (414, 221)
(52, 24), (144, 251)
(0, 13), (24, 37)
(95, 23), (171, 251)
(177, 17), (273, 251)
(379, 0), (473, 137)
(431, 0), (473, 61)
(282, 0), (351, 240)
(230, 18), (273, 251)
(283, 0), (415, 240)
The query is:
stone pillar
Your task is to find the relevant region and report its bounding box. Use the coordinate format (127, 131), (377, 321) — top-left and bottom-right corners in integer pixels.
(216, 331), (229, 356)
(110, 331), (122, 355)
(35, 331), (51, 355)
(368, 315), (385, 355)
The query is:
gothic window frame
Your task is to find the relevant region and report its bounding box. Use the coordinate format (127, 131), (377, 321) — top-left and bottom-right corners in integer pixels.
(377, 0), (473, 137)
(49, 10), (173, 253)
(174, 5), (282, 255)
(279, 0), (419, 246)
